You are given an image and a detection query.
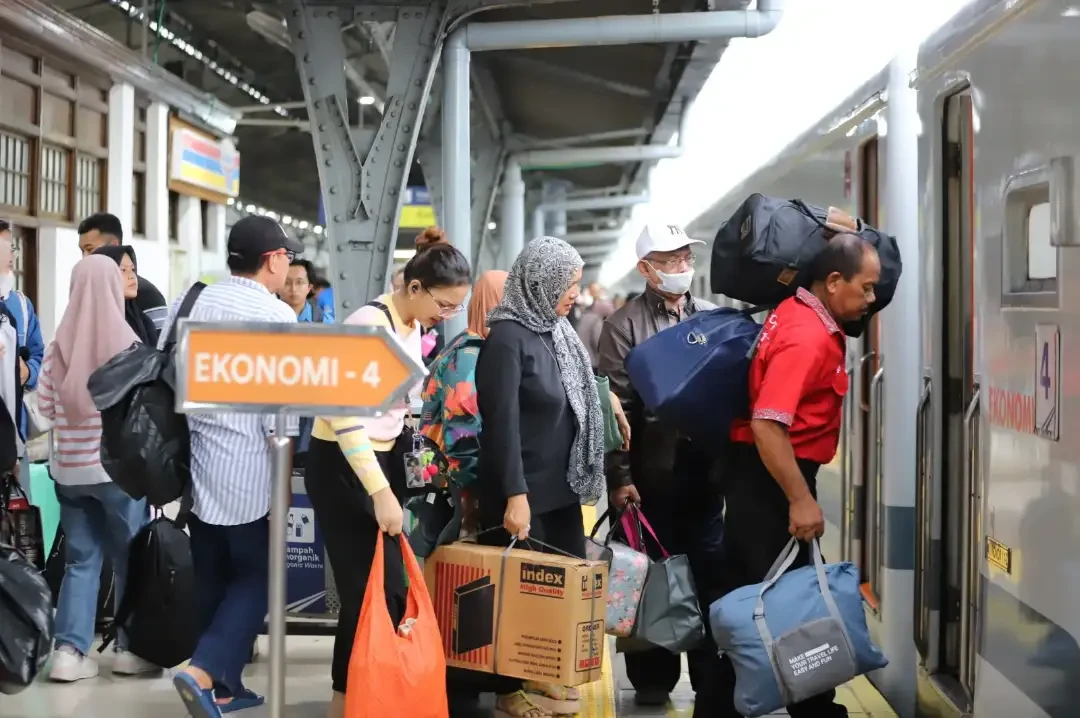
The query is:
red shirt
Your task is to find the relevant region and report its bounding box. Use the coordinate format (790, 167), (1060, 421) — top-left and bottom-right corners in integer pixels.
(731, 287), (849, 464)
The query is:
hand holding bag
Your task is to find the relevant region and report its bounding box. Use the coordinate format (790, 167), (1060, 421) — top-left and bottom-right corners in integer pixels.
(621, 508), (705, 654)
(346, 533), (448, 718)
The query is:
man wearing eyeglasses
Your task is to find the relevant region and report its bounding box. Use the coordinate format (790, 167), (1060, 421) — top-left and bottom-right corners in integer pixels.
(158, 215), (303, 715)
(597, 223), (721, 709)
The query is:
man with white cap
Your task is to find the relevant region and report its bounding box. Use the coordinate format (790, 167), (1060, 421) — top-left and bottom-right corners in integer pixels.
(597, 223), (721, 710)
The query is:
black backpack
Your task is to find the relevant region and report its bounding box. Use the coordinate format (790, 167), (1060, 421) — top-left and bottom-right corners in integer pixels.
(710, 194), (902, 338)
(44, 529), (114, 631)
(99, 511), (196, 668)
(88, 283), (205, 507)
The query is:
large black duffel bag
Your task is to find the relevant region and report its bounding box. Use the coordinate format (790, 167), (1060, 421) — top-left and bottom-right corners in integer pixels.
(710, 194), (902, 337)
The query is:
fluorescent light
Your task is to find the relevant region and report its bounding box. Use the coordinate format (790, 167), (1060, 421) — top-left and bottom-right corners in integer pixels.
(245, 204), (256, 213)
(298, 220), (309, 230)
(313, 226), (324, 235)
(359, 96), (376, 106)
(267, 211), (279, 220)
(282, 215), (293, 224)
(487, 222), (497, 230)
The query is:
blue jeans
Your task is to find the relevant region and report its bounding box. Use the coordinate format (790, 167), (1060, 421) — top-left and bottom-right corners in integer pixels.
(188, 514), (270, 697)
(54, 482), (148, 655)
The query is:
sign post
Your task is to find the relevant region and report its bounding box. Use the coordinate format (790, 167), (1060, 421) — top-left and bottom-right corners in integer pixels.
(174, 321), (427, 718)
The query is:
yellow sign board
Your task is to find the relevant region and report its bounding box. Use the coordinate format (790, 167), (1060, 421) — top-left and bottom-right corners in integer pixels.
(400, 204), (437, 229)
(986, 536), (1012, 574)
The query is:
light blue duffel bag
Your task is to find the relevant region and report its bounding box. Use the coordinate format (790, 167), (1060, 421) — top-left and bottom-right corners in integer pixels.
(709, 538), (888, 717)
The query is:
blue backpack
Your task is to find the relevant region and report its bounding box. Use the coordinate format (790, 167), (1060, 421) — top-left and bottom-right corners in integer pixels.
(625, 307), (763, 442)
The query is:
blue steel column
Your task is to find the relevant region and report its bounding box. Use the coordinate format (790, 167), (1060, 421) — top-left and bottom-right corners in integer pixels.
(442, 29), (471, 337)
(878, 47), (919, 718)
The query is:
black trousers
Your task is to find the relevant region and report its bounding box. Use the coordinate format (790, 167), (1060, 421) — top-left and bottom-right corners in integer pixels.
(306, 437), (408, 695)
(448, 501), (587, 701)
(619, 443), (725, 697)
(694, 442), (847, 718)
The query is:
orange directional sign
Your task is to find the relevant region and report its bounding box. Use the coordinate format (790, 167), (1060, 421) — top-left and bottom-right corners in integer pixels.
(174, 321), (427, 416)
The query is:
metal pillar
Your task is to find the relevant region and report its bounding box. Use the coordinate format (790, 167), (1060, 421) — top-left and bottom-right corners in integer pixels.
(544, 179), (570, 237)
(442, 29), (471, 284)
(416, 137), (444, 224)
(532, 206), (545, 239)
(289, 1), (447, 318)
(498, 159), (526, 271)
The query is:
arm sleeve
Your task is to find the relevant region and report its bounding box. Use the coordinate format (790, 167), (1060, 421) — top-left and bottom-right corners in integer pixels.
(597, 319), (634, 490)
(752, 338), (824, 425)
(23, 299), (44, 389)
(475, 329), (527, 498)
(36, 347), (56, 421)
(315, 305), (394, 495)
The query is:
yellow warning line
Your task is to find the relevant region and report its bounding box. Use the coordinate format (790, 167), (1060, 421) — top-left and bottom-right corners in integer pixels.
(578, 505), (617, 718)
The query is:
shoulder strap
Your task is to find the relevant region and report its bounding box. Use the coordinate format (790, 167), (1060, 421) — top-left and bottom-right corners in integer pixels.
(366, 301), (396, 333)
(13, 291), (26, 344)
(311, 302), (323, 323)
(165, 282), (207, 348)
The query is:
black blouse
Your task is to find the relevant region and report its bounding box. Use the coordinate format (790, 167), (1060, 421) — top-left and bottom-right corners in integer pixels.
(475, 319), (578, 517)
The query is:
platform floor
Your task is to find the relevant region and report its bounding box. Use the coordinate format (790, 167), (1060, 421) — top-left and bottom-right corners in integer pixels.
(1, 633), (897, 717)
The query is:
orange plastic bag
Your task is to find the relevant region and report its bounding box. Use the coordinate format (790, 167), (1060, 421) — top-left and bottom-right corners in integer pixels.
(345, 533), (449, 718)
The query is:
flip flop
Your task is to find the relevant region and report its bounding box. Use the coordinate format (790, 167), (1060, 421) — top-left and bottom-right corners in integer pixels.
(173, 672), (223, 718)
(219, 689), (265, 713)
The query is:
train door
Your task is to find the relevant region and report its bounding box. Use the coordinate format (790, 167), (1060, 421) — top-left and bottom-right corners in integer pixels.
(915, 90), (978, 714)
(849, 137), (883, 609)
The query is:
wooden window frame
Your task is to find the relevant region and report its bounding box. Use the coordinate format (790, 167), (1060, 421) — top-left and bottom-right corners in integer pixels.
(0, 33), (110, 226)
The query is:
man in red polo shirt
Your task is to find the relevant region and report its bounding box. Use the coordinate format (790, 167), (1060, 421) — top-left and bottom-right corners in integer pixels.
(700, 233), (881, 718)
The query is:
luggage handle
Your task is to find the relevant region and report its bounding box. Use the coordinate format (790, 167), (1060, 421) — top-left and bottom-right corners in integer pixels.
(589, 504), (669, 557)
(589, 504), (643, 551)
(791, 199), (863, 238)
(752, 539), (856, 672)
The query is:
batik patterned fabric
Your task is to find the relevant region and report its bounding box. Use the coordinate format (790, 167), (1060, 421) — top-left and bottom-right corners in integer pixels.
(419, 332), (483, 487)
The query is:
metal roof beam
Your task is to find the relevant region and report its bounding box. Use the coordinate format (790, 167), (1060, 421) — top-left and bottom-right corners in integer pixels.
(513, 128), (649, 151)
(445, 3), (787, 272)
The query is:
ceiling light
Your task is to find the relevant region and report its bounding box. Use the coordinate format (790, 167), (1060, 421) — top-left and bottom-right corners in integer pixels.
(313, 226), (324, 235)
(487, 222), (497, 230)
(226, 197), (235, 206)
(282, 215), (293, 224)
(267, 211), (279, 220)
(298, 220), (309, 230)
(359, 96), (376, 106)
(394, 249), (417, 261)
(245, 204), (256, 213)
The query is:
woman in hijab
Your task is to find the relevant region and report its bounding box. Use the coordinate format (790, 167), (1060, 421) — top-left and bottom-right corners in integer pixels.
(37, 255), (154, 682)
(475, 237), (605, 718)
(91, 245), (158, 345)
(419, 270), (508, 536)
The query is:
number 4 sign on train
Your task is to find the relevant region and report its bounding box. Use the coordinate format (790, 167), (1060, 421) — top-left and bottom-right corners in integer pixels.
(173, 320), (427, 416)
(1034, 324), (1060, 441)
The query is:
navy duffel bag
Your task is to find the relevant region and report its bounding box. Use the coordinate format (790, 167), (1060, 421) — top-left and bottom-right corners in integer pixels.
(625, 307), (762, 442)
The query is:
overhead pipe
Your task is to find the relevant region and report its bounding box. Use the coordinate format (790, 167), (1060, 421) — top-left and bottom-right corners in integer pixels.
(443, 1), (786, 276)
(565, 230), (623, 244)
(541, 192), (649, 214)
(515, 128), (649, 150)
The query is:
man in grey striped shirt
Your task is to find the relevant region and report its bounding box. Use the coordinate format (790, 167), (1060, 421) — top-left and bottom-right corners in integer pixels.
(162, 216), (302, 716)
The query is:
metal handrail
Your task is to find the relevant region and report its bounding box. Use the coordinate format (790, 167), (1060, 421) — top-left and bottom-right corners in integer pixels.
(840, 365), (854, 562)
(866, 364), (885, 603)
(959, 381), (981, 698)
(913, 373), (933, 658)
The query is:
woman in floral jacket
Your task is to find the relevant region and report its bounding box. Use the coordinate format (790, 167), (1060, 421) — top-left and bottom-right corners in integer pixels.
(420, 270), (509, 533)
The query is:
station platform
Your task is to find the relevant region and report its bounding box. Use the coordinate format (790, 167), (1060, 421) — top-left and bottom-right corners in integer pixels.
(3, 507), (897, 718)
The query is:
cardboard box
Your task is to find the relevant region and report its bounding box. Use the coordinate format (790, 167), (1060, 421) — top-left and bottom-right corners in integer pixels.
(425, 542), (607, 686)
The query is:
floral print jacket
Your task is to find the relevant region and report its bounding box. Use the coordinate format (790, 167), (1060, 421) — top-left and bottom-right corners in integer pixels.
(419, 331), (483, 488)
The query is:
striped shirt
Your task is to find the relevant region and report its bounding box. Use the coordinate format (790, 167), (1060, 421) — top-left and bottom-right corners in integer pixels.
(37, 343), (111, 486)
(158, 275), (299, 526)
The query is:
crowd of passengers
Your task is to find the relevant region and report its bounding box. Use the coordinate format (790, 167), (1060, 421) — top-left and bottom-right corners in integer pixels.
(8, 205), (879, 718)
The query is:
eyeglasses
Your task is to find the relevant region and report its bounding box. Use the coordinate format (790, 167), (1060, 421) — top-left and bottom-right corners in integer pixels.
(264, 249), (296, 262)
(427, 289), (464, 318)
(649, 253), (696, 271)
(283, 278), (310, 289)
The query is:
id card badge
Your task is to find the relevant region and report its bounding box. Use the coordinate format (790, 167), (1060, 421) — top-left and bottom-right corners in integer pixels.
(404, 434), (438, 490)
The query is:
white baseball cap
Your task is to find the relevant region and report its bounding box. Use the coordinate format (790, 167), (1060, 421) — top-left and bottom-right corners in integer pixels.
(635, 223), (704, 260)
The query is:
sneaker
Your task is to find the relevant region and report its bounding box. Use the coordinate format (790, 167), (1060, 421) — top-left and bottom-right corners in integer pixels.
(49, 645), (99, 683)
(113, 650), (160, 676)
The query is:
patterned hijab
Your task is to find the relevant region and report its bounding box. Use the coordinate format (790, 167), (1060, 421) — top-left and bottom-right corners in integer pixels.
(488, 236), (605, 504)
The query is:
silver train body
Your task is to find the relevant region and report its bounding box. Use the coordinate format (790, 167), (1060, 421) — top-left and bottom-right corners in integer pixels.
(683, 1), (1079, 716)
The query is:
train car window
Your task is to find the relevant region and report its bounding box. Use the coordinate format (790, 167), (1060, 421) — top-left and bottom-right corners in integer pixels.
(1026, 202), (1056, 279)
(1001, 170), (1058, 307)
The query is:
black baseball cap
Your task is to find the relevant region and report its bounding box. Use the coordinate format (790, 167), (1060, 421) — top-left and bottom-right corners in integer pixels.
(227, 215), (304, 260)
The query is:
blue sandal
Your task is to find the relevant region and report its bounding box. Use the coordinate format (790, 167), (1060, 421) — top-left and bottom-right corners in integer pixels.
(219, 689), (265, 714)
(173, 672), (223, 718)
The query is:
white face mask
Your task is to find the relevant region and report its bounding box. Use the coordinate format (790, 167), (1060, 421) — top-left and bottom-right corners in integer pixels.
(649, 265), (694, 296)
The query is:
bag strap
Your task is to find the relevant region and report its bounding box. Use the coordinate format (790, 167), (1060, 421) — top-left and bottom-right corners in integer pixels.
(628, 505), (670, 558)
(164, 282), (207, 349)
(367, 301), (396, 333)
(14, 290), (27, 344)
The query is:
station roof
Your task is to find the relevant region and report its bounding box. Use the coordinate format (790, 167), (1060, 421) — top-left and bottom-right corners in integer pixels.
(44, 0), (748, 267)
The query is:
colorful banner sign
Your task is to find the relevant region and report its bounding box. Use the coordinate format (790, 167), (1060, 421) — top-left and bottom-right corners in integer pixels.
(170, 127), (240, 198)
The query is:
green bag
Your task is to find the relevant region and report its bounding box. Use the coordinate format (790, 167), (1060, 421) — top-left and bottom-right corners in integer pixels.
(596, 376), (624, 454)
